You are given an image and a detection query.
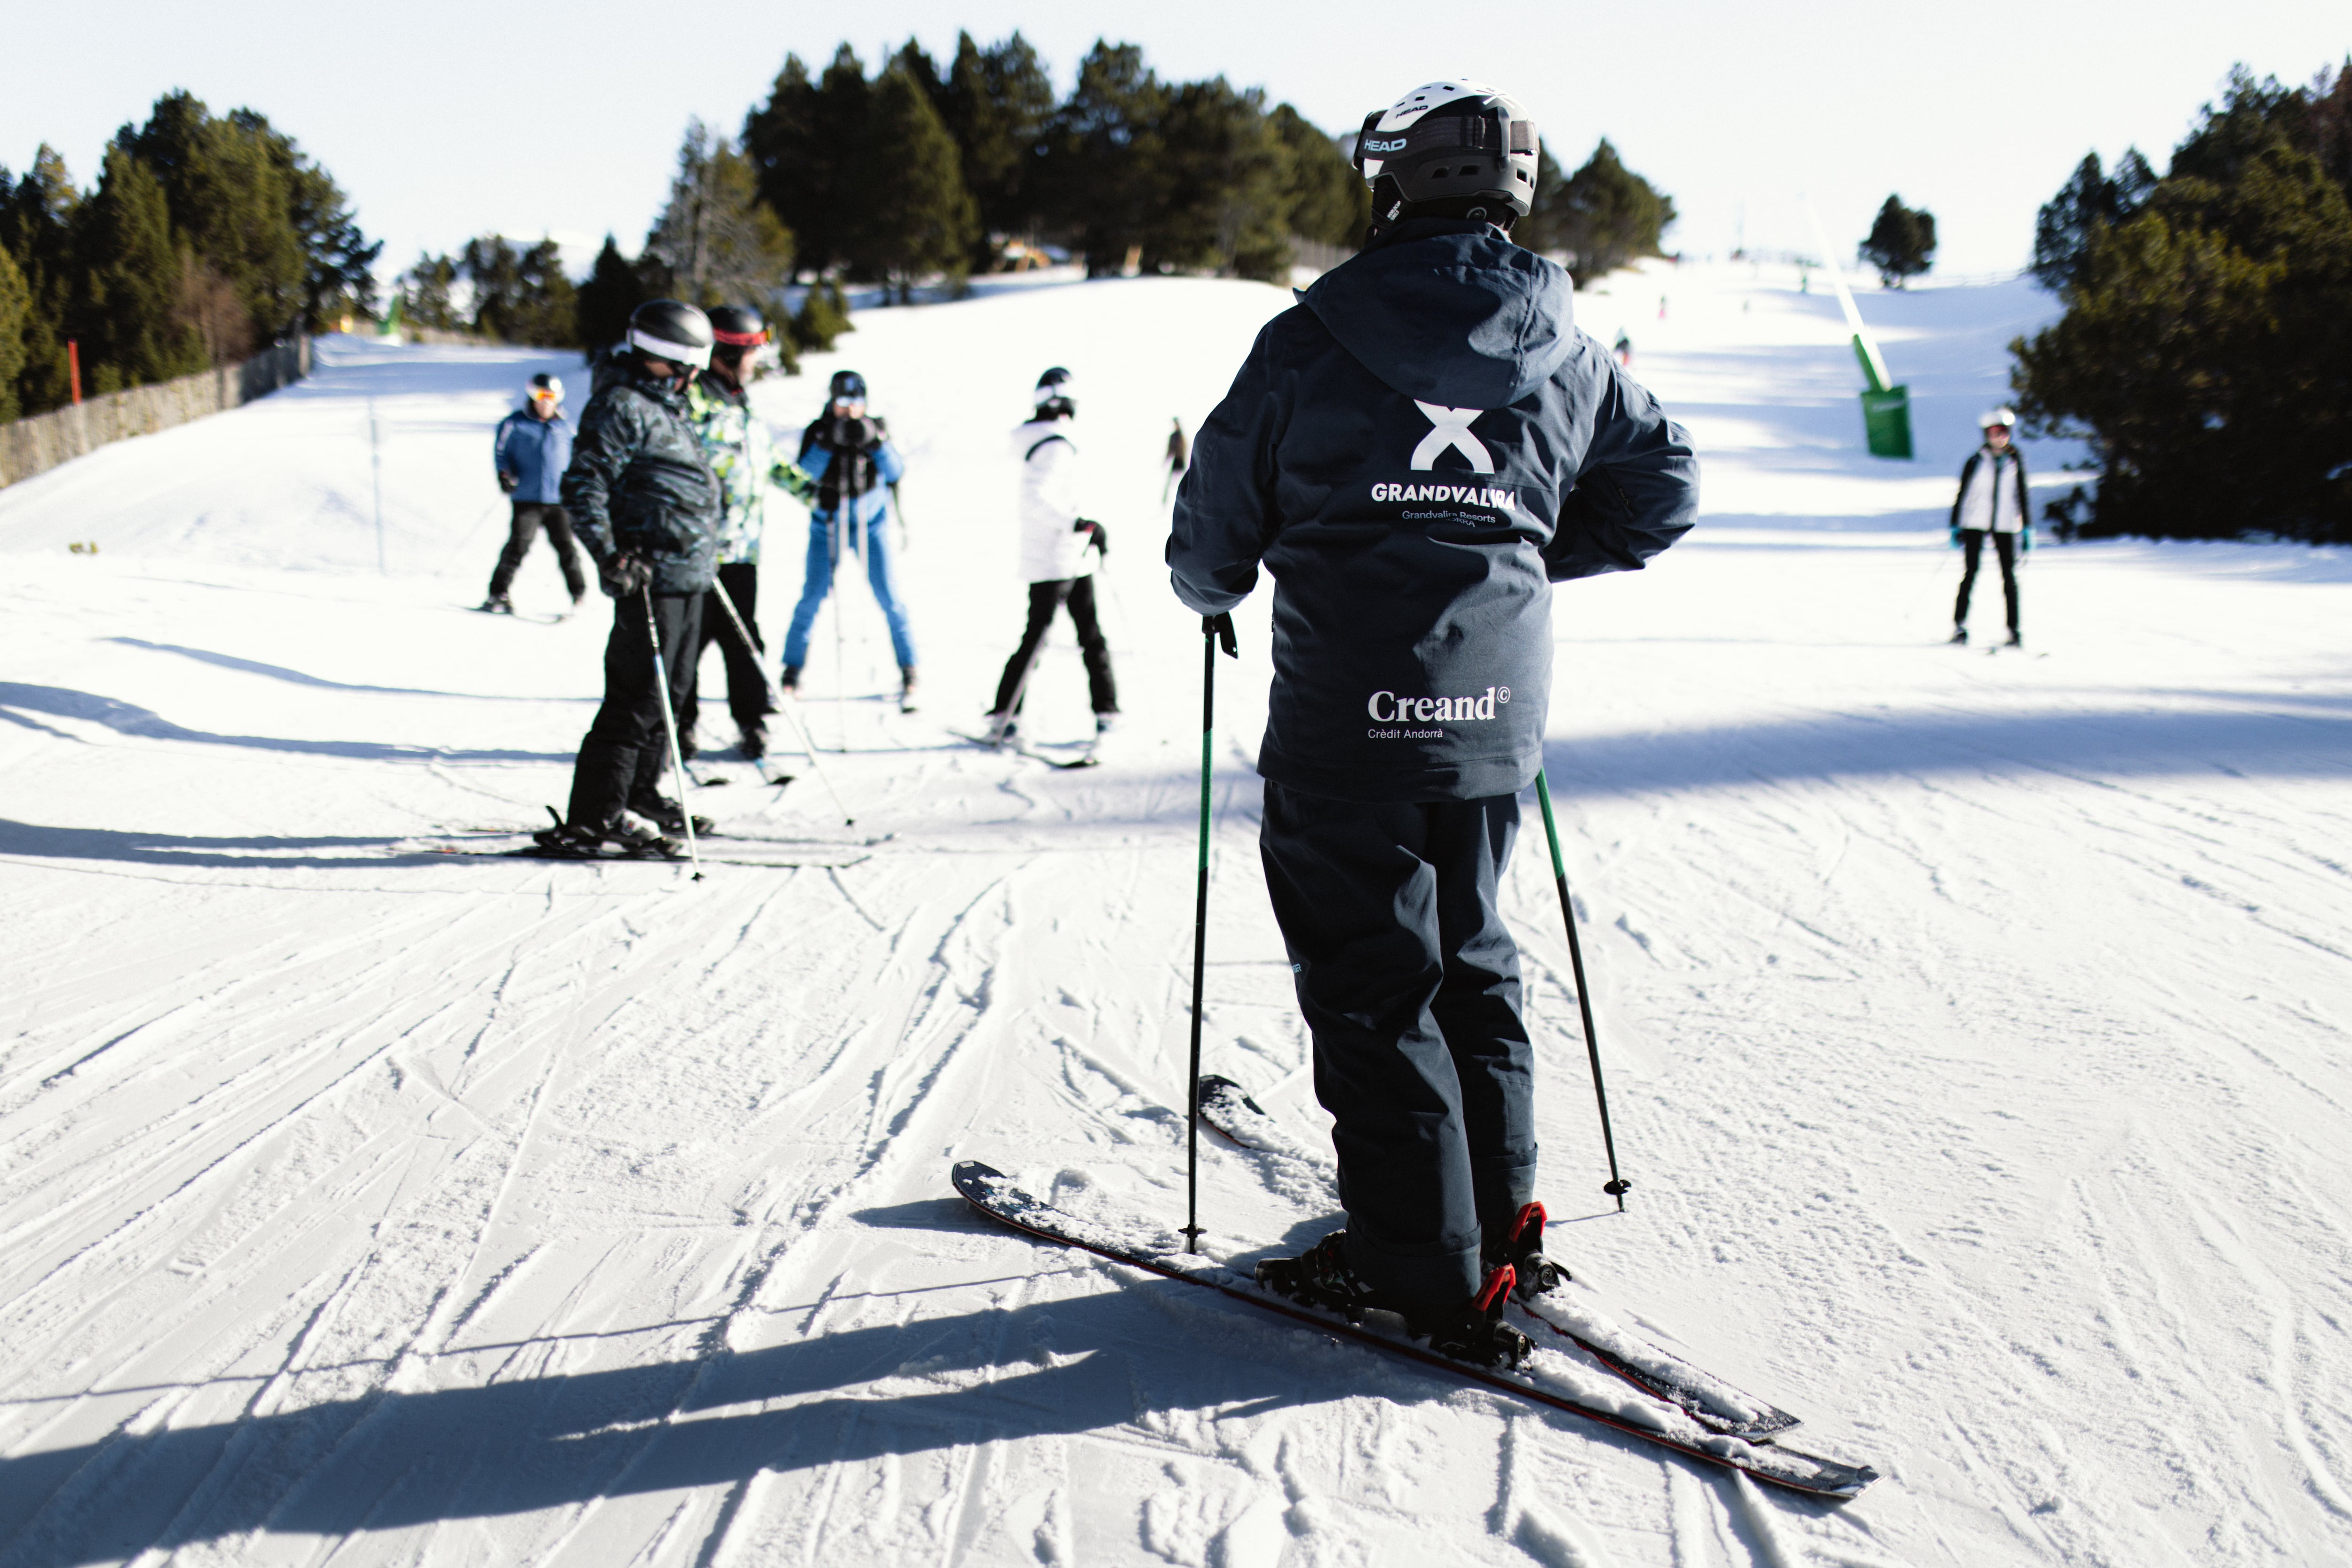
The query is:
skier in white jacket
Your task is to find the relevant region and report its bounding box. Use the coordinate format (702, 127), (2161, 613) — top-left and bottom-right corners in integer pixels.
(984, 368), (1118, 741)
(1949, 407), (2030, 646)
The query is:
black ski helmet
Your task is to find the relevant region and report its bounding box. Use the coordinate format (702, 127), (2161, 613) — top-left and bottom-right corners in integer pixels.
(627, 299), (714, 369)
(1033, 366), (1075, 413)
(1353, 80), (1540, 228)
(707, 304), (768, 350)
(829, 369), (867, 403)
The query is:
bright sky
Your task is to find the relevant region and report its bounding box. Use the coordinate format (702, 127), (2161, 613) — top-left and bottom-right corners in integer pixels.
(7, 2), (2345, 290)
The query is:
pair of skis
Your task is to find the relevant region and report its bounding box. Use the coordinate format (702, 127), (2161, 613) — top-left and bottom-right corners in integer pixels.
(953, 1079), (1877, 1498)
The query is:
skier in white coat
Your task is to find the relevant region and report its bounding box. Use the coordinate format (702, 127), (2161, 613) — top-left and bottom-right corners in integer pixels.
(984, 368), (1118, 741)
(1949, 406), (2030, 646)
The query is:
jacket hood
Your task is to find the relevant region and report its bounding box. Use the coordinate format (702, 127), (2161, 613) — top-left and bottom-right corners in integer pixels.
(1011, 415), (1073, 457)
(1302, 218), (1574, 409)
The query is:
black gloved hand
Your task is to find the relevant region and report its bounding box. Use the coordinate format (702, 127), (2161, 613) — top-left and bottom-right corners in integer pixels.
(498, 471), (518, 494)
(1073, 517), (1108, 555)
(1206, 612), (1237, 657)
(599, 553), (652, 598)
(831, 414), (878, 452)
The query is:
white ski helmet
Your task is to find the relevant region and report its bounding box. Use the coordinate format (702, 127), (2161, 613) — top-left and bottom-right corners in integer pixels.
(1354, 80), (1540, 224)
(1980, 406), (2017, 430)
(526, 372), (563, 406)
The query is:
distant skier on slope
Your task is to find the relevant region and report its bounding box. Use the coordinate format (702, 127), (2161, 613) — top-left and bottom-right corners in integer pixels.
(983, 367), (1118, 745)
(781, 370), (919, 710)
(480, 374), (585, 613)
(532, 300), (723, 858)
(1948, 407), (2030, 647)
(1167, 78), (1699, 1365)
(678, 305), (814, 762)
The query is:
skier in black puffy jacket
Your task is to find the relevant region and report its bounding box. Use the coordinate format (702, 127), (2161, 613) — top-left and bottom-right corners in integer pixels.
(536, 301), (723, 857)
(1168, 80), (1698, 1365)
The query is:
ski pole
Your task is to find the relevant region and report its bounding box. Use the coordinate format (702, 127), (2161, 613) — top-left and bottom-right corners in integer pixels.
(1534, 770), (1628, 1208)
(705, 576), (855, 827)
(1183, 611), (1238, 1252)
(641, 581), (704, 882)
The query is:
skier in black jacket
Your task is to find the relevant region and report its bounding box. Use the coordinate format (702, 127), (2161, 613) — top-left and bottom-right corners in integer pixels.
(535, 300), (723, 857)
(1168, 80), (1698, 1363)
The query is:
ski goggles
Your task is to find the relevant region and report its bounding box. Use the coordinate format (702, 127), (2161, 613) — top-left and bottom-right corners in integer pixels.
(712, 325), (769, 348)
(528, 385), (560, 405)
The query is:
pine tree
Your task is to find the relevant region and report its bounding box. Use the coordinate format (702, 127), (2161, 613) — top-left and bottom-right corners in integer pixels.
(126, 93), (306, 340)
(2013, 62), (2352, 542)
(398, 254), (463, 333)
(1553, 140), (1676, 287)
(1150, 78), (1289, 281)
(0, 240), (29, 422)
(1859, 195), (1937, 287)
(643, 121), (796, 310)
(231, 109), (380, 330)
(1038, 42), (1169, 276)
(743, 47), (869, 279)
(791, 279), (853, 353)
(937, 32), (1058, 265)
(1269, 104), (1369, 250)
(849, 62), (978, 299)
(574, 235), (648, 359)
(3, 147), (82, 414)
(2031, 151), (2156, 293)
(72, 144), (205, 391)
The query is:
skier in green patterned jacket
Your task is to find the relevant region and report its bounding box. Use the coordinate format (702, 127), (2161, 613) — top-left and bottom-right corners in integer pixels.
(679, 304), (816, 762)
(536, 300), (723, 858)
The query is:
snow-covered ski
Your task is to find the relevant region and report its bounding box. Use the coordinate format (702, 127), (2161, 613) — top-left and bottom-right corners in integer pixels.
(951, 1161), (1875, 1498)
(427, 844), (869, 869)
(1196, 1075), (1800, 1442)
(954, 731), (1100, 769)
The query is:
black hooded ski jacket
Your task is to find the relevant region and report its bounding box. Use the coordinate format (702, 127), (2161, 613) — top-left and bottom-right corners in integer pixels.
(1167, 217), (1699, 803)
(562, 360), (723, 596)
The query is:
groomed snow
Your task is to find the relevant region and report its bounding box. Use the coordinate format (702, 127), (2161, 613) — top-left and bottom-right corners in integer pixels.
(3, 260), (2348, 1567)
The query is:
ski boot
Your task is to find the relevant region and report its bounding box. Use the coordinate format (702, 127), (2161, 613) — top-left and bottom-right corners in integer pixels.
(1094, 710), (1120, 736)
(1412, 1265), (1533, 1369)
(480, 594), (515, 615)
(2003, 629), (2023, 648)
(981, 711), (1018, 750)
(898, 664), (919, 714)
(738, 720), (767, 761)
(1947, 626), (1968, 645)
(1254, 1232), (1384, 1322)
(602, 810), (684, 859)
(1257, 1234), (1531, 1369)
(780, 665), (802, 692)
(528, 820), (608, 858)
(1488, 1201), (1569, 1301)
(630, 793), (714, 838)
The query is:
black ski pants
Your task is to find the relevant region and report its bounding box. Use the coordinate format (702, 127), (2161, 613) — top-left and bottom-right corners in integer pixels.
(489, 502), (586, 600)
(1260, 780), (1538, 1309)
(565, 590), (701, 830)
(681, 562), (772, 737)
(989, 576), (1118, 716)
(1954, 529), (2019, 634)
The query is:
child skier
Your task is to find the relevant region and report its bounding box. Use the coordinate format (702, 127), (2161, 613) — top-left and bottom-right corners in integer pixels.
(781, 370), (919, 710)
(481, 374), (584, 613)
(1168, 79), (1699, 1365)
(1949, 408), (2030, 647)
(984, 367), (1117, 744)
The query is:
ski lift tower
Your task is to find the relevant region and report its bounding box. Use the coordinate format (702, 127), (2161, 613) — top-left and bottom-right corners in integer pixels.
(1808, 202), (1912, 459)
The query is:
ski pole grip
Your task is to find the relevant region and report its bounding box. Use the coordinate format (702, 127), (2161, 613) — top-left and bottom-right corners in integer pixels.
(1205, 612), (1237, 658)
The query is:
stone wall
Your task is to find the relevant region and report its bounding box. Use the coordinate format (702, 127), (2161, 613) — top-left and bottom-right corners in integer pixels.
(0, 338), (310, 489)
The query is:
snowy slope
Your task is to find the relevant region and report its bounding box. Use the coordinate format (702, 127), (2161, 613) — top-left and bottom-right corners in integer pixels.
(3, 262), (2350, 1568)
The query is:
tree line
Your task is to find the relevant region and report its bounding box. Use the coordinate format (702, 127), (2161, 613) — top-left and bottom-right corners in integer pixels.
(2015, 63), (2352, 543)
(0, 93), (376, 422)
(397, 33), (1680, 364)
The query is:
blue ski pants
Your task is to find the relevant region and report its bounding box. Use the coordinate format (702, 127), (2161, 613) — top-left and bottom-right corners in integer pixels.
(781, 512), (917, 670)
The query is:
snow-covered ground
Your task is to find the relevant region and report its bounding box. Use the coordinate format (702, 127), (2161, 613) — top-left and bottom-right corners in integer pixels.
(3, 260), (2349, 1567)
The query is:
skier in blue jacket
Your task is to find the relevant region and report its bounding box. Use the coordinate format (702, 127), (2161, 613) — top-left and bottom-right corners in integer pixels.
(781, 370), (919, 709)
(481, 373), (584, 611)
(1168, 80), (1699, 1364)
